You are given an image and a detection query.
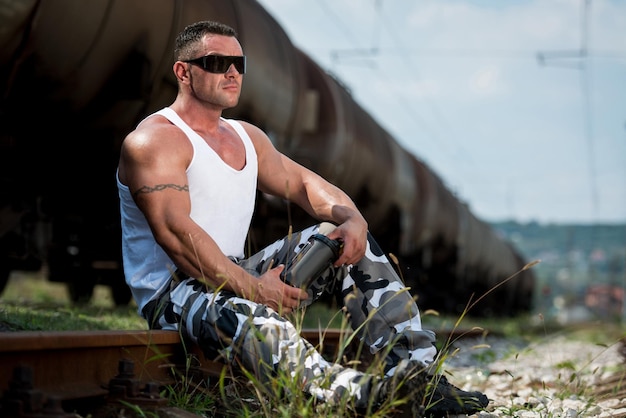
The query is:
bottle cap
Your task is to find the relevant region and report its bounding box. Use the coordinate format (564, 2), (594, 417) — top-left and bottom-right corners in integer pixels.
(311, 234), (342, 260)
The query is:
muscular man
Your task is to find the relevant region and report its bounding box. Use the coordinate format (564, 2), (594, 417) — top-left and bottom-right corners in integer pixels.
(117, 20), (488, 416)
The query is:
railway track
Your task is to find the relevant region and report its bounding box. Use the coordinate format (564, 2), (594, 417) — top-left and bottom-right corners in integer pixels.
(0, 330), (191, 417)
(592, 337), (626, 418)
(0, 327), (485, 417)
(2, 328), (625, 417)
(593, 371), (626, 418)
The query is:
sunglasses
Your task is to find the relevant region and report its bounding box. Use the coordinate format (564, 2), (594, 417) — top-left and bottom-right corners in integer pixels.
(183, 55), (246, 74)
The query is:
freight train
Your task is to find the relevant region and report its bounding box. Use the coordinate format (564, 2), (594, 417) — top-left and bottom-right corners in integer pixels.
(0, 0), (535, 316)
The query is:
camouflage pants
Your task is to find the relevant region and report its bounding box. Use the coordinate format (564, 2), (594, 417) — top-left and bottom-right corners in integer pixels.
(143, 223), (436, 408)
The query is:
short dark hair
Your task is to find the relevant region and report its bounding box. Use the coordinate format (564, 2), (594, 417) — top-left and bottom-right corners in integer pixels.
(174, 21), (238, 61)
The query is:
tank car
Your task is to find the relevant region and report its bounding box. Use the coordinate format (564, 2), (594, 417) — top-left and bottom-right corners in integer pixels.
(0, 0), (534, 315)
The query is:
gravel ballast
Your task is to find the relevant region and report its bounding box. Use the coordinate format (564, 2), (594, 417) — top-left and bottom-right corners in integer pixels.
(440, 333), (626, 417)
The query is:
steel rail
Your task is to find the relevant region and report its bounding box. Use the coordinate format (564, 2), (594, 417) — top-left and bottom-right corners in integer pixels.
(0, 327), (487, 416)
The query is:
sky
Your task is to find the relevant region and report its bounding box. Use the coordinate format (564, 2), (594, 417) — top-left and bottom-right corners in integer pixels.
(255, 0), (626, 225)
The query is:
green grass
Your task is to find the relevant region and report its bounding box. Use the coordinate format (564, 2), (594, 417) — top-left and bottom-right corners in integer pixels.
(0, 300), (146, 331)
(0, 271), (146, 331)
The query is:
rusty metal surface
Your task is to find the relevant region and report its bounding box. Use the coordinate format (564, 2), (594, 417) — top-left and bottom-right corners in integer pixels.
(0, 328), (349, 401)
(0, 326), (505, 418)
(0, 327), (479, 400)
(2, 328), (624, 417)
(0, 330), (195, 400)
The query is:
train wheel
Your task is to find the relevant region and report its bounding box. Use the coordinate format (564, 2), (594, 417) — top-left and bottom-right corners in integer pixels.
(111, 281), (132, 306)
(67, 281), (95, 305)
(0, 266), (9, 295)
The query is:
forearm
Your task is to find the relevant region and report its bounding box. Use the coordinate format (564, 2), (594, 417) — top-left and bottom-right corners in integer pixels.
(295, 176), (367, 229)
(156, 227), (259, 298)
(292, 174), (371, 266)
(285, 176), (367, 267)
(156, 226), (306, 313)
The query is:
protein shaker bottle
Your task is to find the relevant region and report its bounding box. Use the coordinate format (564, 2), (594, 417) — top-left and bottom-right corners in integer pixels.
(281, 234), (342, 289)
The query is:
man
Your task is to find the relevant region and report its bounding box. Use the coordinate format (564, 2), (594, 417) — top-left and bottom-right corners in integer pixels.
(117, 20), (489, 416)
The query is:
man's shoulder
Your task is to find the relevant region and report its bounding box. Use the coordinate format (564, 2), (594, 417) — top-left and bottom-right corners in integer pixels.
(222, 117), (248, 128)
(123, 116), (190, 155)
(226, 119), (265, 138)
(136, 112), (177, 130)
(222, 119), (262, 143)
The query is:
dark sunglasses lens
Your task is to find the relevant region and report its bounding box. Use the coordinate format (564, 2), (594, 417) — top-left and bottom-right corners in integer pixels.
(205, 56), (245, 74)
(232, 57), (245, 73)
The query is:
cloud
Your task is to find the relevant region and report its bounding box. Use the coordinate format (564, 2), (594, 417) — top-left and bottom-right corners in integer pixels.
(469, 65), (506, 96)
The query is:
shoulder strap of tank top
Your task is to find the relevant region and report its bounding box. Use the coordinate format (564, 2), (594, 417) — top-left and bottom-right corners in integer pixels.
(222, 119), (255, 155)
(153, 107), (198, 139)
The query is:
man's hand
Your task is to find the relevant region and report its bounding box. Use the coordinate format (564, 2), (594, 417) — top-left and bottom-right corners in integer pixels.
(254, 265), (309, 314)
(327, 217), (368, 267)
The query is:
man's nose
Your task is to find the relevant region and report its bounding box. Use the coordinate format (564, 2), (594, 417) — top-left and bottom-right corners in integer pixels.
(226, 64), (241, 75)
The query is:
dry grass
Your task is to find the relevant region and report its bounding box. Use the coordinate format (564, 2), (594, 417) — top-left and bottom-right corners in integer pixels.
(0, 270), (145, 331)
(2, 269), (116, 307)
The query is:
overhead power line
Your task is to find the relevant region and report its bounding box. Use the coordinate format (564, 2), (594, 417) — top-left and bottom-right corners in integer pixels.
(325, 0), (475, 187)
(537, 0), (599, 221)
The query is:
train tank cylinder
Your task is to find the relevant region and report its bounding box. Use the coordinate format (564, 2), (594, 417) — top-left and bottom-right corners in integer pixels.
(407, 158), (459, 262)
(0, 0), (535, 315)
(514, 253), (536, 313)
(386, 140), (419, 258)
(0, 0), (257, 303)
(489, 239), (520, 315)
(286, 47), (423, 266)
(279, 50), (400, 232)
(1, 0), (192, 304)
(0, 0), (37, 68)
(220, 0), (307, 147)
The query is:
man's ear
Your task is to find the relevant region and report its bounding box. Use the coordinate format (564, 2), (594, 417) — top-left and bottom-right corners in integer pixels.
(173, 61), (190, 83)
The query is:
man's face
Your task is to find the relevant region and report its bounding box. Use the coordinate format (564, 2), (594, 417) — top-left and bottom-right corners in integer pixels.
(184, 34), (245, 109)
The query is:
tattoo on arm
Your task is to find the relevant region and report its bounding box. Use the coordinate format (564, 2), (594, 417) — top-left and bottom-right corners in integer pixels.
(133, 184), (189, 198)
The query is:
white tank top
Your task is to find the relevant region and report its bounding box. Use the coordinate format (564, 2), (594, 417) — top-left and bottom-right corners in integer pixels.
(117, 107), (258, 312)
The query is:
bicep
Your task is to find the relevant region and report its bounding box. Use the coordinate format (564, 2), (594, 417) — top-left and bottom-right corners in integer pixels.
(258, 153), (308, 197)
(241, 124), (307, 198)
(242, 121), (337, 213)
(120, 130), (193, 230)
